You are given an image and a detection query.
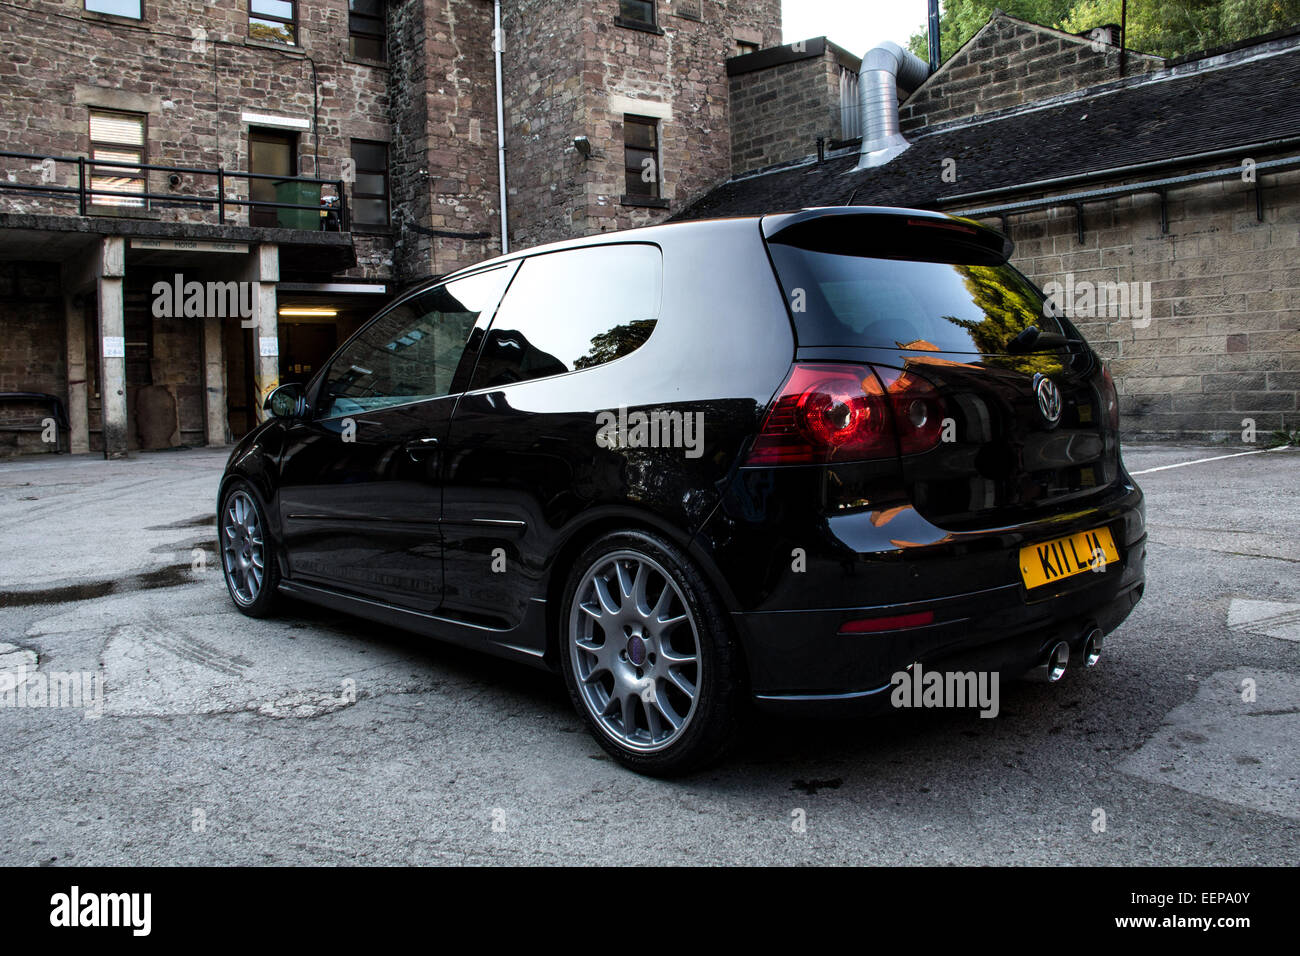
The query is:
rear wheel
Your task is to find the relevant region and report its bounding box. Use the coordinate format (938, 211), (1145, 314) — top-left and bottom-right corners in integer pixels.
(219, 481), (280, 618)
(559, 530), (741, 776)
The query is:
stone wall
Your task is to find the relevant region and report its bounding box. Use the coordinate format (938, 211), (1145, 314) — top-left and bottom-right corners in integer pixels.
(502, 0), (782, 251)
(728, 38), (860, 176)
(387, 0), (501, 280)
(0, 0), (783, 275)
(0, 0), (393, 275)
(900, 14), (1163, 133)
(984, 164), (1300, 440)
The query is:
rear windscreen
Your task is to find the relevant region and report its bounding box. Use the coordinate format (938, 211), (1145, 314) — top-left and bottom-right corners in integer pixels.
(767, 243), (1067, 354)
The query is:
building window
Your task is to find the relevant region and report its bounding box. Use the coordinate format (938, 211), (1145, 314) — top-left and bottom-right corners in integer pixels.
(619, 0), (655, 28)
(348, 0), (386, 61)
(351, 140), (390, 227)
(89, 109), (147, 207)
(249, 0), (297, 45)
(85, 0), (142, 17)
(733, 40), (758, 57)
(623, 115), (660, 200)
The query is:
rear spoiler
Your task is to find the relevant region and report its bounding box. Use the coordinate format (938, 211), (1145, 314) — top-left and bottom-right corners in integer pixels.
(761, 207), (1014, 266)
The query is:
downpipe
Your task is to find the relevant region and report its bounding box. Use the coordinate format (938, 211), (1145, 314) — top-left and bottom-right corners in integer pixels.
(493, 0), (509, 254)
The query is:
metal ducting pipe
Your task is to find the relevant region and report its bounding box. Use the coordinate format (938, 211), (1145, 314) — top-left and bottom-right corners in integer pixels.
(853, 42), (932, 171)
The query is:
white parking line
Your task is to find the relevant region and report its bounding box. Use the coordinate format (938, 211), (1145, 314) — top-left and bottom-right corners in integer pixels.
(1130, 446), (1292, 475)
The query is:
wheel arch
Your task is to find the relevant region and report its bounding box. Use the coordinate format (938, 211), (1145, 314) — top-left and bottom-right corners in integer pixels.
(540, 504), (740, 670)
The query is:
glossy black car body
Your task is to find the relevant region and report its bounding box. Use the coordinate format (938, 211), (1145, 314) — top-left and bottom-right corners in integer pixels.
(219, 206), (1146, 774)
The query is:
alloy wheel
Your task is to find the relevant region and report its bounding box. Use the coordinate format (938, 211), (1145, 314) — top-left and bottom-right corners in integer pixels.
(568, 550), (702, 753)
(221, 490), (266, 606)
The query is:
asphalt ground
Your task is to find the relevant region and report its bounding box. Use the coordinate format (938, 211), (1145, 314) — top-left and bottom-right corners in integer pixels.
(0, 442), (1295, 865)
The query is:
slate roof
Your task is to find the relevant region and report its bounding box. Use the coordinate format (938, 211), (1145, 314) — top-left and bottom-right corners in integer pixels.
(673, 42), (1300, 221)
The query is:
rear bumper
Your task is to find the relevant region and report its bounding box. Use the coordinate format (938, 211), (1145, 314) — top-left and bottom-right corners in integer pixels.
(709, 479), (1147, 714)
(743, 562), (1143, 715)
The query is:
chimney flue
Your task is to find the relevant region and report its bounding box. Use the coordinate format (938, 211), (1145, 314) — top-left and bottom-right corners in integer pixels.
(852, 42), (932, 171)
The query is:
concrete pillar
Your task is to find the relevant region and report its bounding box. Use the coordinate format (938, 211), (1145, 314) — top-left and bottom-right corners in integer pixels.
(97, 237), (128, 460)
(63, 293), (90, 454)
(242, 244), (279, 422)
(202, 314), (227, 446)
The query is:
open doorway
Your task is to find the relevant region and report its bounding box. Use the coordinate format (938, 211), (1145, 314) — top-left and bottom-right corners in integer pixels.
(249, 128), (298, 228)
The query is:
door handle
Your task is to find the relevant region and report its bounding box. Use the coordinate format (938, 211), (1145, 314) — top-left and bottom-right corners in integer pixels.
(404, 437), (440, 461)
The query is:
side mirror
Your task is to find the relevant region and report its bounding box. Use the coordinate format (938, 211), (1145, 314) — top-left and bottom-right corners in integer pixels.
(265, 383), (307, 420)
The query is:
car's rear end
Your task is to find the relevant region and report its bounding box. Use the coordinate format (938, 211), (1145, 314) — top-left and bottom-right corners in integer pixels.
(702, 207), (1146, 711)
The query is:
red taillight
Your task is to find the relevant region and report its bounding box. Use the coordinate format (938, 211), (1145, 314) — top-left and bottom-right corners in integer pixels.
(745, 365), (892, 465)
(838, 611), (935, 634)
(875, 367), (945, 455)
(745, 363), (947, 466)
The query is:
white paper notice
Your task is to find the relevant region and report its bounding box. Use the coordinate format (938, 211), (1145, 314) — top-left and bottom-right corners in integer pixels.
(259, 337), (280, 357)
(103, 336), (126, 358)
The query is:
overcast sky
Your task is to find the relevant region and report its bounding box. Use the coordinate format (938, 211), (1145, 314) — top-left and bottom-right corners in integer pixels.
(782, 0), (930, 55)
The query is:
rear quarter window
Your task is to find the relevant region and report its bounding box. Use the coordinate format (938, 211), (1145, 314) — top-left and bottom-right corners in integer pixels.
(767, 243), (1065, 355)
(469, 243), (662, 390)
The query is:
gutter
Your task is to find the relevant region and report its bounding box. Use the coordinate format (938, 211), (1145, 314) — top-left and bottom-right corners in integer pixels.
(941, 135), (1300, 207)
(952, 154), (1300, 242)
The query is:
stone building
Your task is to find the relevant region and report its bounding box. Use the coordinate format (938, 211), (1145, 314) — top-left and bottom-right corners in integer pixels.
(0, 0), (780, 457)
(681, 13), (1300, 442)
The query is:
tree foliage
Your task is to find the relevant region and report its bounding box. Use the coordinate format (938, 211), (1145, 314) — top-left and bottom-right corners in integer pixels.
(906, 0), (1300, 62)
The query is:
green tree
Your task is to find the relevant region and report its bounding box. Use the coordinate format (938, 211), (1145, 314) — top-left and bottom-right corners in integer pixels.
(573, 320), (657, 370)
(907, 0), (1300, 63)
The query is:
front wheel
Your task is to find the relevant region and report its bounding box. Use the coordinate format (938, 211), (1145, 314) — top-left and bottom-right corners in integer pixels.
(219, 481), (281, 618)
(558, 530), (742, 776)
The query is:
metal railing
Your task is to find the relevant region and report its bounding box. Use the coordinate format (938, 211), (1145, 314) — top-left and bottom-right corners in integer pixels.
(0, 149), (349, 231)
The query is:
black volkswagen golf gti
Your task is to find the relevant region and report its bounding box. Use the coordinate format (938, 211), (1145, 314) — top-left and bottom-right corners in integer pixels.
(219, 206), (1146, 775)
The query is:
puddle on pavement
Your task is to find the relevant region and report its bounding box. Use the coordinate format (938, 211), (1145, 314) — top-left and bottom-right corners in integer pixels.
(145, 514), (216, 531)
(0, 564), (196, 608)
(149, 537), (216, 555)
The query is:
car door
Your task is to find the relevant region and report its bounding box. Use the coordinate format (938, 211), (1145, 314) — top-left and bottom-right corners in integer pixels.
(276, 263), (517, 613)
(440, 244), (664, 635)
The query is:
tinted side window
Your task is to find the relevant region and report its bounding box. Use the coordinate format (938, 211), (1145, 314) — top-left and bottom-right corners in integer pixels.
(469, 244), (661, 390)
(319, 266), (512, 418)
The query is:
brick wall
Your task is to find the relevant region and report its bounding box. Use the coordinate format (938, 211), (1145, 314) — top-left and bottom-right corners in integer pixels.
(900, 14), (1163, 133)
(728, 42), (856, 175)
(388, 0), (500, 280)
(985, 166), (1300, 440)
(0, 0), (393, 267)
(0, 0), (783, 276)
(503, 0), (781, 250)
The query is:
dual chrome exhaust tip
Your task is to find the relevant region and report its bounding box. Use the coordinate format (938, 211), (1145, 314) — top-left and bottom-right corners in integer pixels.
(1080, 627), (1103, 668)
(1027, 627), (1102, 683)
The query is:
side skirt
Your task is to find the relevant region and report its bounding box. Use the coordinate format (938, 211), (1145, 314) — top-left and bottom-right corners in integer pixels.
(277, 580), (553, 672)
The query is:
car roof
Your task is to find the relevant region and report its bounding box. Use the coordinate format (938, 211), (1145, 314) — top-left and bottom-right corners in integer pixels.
(429, 205), (1002, 287)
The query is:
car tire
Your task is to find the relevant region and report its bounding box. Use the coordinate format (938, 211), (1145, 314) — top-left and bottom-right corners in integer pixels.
(219, 480), (281, 618)
(559, 529), (742, 776)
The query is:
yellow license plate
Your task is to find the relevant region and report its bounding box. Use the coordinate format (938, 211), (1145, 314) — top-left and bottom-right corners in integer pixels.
(1019, 527), (1119, 589)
